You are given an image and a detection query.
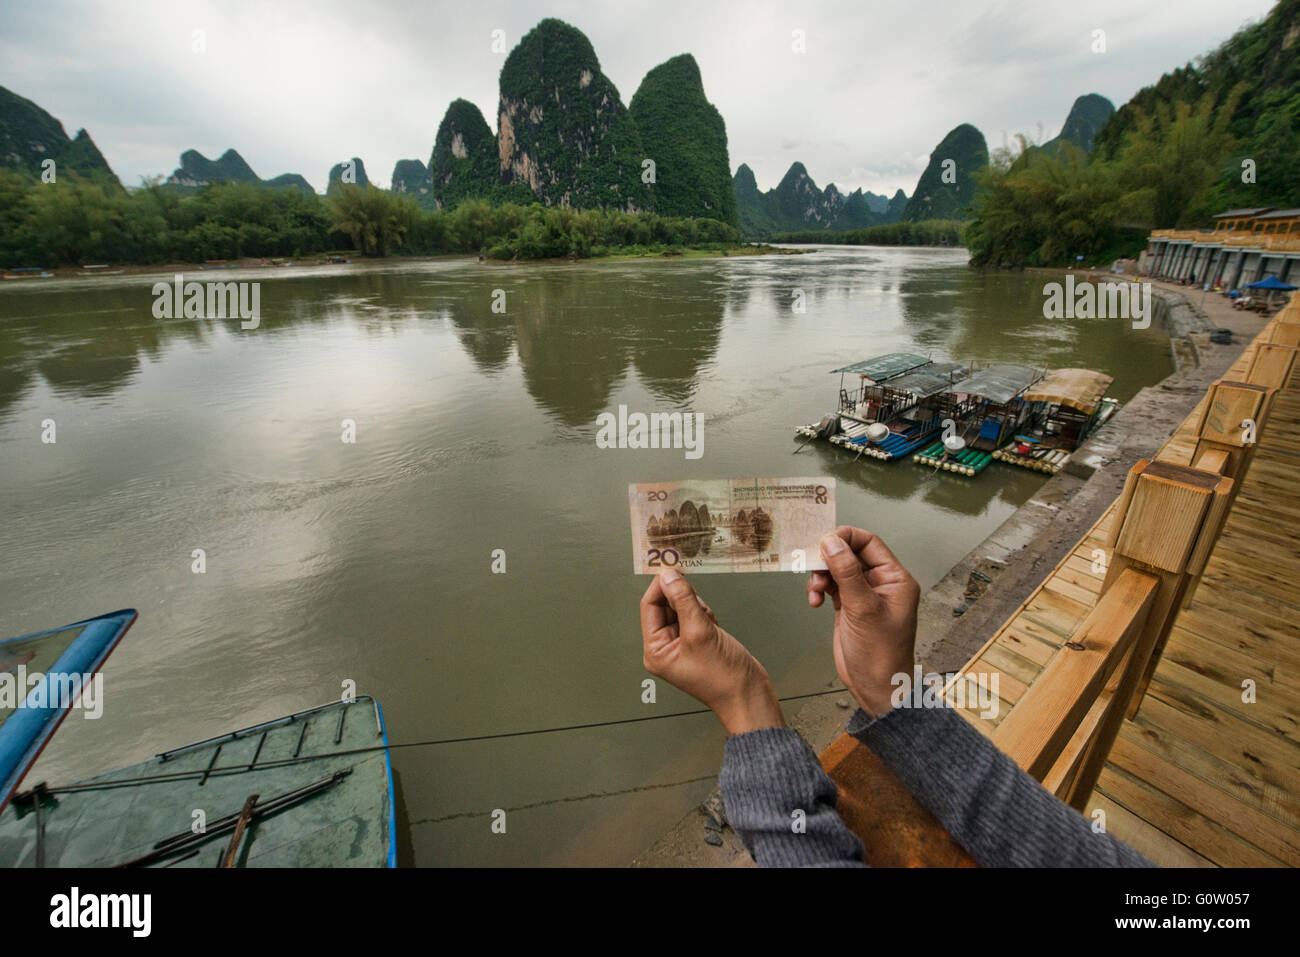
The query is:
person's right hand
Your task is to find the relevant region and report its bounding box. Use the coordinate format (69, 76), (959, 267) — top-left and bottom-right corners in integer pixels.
(806, 526), (921, 717)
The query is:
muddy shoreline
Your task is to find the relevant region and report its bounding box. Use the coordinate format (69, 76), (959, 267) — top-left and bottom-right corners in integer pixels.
(5, 245), (803, 282)
(633, 279), (1269, 867)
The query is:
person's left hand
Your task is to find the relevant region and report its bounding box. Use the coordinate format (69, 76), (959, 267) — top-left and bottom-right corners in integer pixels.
(640, 567), (784, 735)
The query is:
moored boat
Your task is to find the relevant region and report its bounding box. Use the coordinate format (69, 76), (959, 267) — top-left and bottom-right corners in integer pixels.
(912, 364), (1045, 477)
(0, 611), (397, 868)
(991, 368), (1120, 473)
(795, 353), (972, 461)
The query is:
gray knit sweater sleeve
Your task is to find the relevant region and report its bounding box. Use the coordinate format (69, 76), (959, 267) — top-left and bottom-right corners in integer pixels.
(719, 705), (1153, 868)
(718, 726), (866, 867)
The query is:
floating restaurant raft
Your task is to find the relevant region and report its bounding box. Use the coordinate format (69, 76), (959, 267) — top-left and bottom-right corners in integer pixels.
(796, 352), (971, 461)
(911, 363), (1045, 478)
(991, 368), (1120, 474)
(797, 353), (1120, 480)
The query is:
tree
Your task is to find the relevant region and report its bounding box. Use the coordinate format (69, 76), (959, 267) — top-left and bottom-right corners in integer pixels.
(325, 185), (416, 256)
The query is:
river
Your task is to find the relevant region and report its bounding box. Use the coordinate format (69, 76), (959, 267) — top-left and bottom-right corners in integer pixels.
(0, 246), (1173, 865)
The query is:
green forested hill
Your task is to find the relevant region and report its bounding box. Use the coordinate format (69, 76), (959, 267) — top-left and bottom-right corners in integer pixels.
(390, 158), (431, 203)
(497, 18), (645, 210)
(900, 123), (988, 221)
(629, 54), (737, 226)
(732, 164), (776, 236)
(429, 98), (503, 209)
(0, 86), (120, 187)
(771, 162), (831, 227)
(1094, 0), (1299, 213)
(1043, 94), (1115, 153)
(263, 172), (315, 192)
(886, 189), (908, 220)
(327, 157), (370, 193)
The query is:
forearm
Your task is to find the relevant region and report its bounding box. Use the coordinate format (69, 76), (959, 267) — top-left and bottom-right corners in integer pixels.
(719, 727), (866, 867)
(848, 705), (1153, 867)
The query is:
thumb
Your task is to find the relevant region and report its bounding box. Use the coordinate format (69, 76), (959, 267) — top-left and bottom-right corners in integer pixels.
(820, 534), (877, 610)
(658, 567), (711, 634)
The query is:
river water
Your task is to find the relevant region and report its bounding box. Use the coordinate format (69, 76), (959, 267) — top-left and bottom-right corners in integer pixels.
(0, 246), (1172, 865)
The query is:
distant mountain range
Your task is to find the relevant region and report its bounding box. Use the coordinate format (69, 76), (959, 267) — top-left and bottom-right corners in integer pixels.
(0, 19), (1117, 239)
(164, 148), (315, 193)
(733, 93), (1115, 236)
(733, 162), (907, 236)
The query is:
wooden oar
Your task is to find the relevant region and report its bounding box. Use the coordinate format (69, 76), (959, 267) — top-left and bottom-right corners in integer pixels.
(220, 793), (260, 868)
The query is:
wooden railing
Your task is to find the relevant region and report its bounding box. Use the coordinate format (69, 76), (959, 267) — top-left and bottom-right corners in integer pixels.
(1148, 229), (1300, 252)
(819, 305), (1298, 865)
(1149, 229), (1213, 242)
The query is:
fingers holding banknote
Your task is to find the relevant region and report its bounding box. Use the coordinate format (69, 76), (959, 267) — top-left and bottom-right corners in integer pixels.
(640, 567), (785, 736)
(807, 526), (920, 718)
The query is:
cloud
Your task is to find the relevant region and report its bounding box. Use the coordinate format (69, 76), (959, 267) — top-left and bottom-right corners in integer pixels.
(0, 0), (1277, 195)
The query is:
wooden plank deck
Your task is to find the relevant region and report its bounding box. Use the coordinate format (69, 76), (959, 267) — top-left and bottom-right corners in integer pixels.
(953, 325), (1300, 866)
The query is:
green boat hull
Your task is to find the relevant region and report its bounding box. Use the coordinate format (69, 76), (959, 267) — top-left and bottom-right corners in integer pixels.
(0, 696), (397, 868)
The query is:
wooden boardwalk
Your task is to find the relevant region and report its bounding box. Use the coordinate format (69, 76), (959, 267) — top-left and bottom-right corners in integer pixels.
(951, 325), (1300, 866)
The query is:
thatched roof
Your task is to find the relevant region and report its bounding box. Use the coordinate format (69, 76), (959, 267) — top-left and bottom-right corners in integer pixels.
(1024, 368), (1114, 414)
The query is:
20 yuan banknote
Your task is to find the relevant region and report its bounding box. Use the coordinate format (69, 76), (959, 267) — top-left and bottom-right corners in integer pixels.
(629, 477), (835, 574)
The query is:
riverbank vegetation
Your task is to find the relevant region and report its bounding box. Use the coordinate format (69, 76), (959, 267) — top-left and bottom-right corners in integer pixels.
(772, 219), (967, 247)
(968, 0), (1299, 268)
(0, 174), (744, 267)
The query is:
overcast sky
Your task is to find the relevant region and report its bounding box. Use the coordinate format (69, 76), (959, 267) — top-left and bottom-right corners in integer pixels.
(0, 0), (1278, 197)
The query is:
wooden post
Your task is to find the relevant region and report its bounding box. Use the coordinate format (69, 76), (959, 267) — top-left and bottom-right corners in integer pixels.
(1107, 460), (1234, 704)
(1191, 379), (1273, 478)
(1270, 320), (1300, 348)
(1246, 342), (1297, 390)
(1184, 379), (1276, 605)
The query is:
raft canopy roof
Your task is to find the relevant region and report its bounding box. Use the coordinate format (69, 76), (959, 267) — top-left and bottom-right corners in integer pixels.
(955, 364), (1043, 405)
(886, 361), (972, 398)
(1023, 368), (1114, 415)
(831, 352), (930, 382)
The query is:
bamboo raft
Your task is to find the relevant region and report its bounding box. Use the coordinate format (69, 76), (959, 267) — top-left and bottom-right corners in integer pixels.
(831, 422), (941, 461)
(990, 445), (1071, 473)
(914, 442), (994, 475)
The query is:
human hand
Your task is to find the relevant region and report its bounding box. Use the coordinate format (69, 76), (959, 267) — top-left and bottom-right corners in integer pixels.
(640, 567), (784, 736)
(806, 526), (920, 717)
